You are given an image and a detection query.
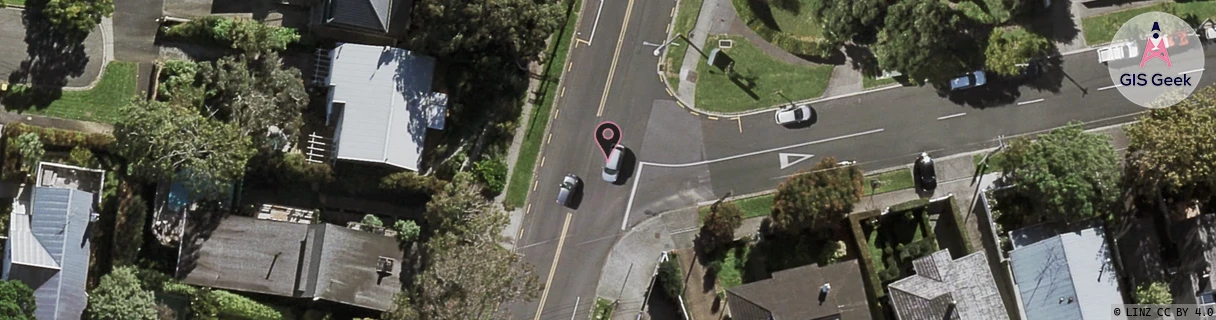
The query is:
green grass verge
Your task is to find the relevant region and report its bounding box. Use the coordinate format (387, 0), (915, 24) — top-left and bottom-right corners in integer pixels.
(3, 0), (26, 6)
(973, 152), (1007, 175)
(698, 193), (775, 221)
(664, 0), (705, 89)
(503, 0), (582, 209)
(715, 245), (749, 289)
(765, 0), (824, 40)
(1082, 1), (1216, 46)
(3, 62), (137, 123)
(861, 168), (915, 195)
(694, 35), (833, 113)
(591, 298), (614, 320)
(862, 75), (899, 89)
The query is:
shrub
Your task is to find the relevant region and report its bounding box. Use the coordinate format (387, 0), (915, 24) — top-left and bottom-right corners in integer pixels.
(393, 219), (421, 243)
(68, 146), (99, 168)
(15, 133), (43, 173)
(206, 289), (281, 320)
(473, 157), (508, 195)
(158, 60), (199, 101)
(112, 193), (148, 266)
(380, 171), (444, 194)
(658, 253), (684, 301)
(361, 214), (384, 228)
(163, 16), (299, 53)
(889, 198), (929, 213)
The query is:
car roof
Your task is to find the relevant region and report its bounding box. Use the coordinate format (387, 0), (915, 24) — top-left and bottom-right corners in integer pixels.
(973, 71), (987, 86)
(777, 109), (798, 123)
(606, 146), (623, 167)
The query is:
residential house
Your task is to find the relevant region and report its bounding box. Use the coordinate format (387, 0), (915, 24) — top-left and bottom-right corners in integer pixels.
(887, 249), (1008, 320)
(1010, 224), (1125, 320)
(309, 0), (412, 45)
(177, 215), (403, 311)
(726, 260), (872, 320)
(317, 43), (447, 171)
(2, 162), (104, 320)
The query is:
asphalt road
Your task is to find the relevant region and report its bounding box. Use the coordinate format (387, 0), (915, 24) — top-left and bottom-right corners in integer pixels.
(509, 0), (1216, 316)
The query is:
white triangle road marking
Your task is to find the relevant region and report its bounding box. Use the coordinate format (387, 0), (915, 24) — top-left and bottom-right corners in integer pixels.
(779, 152), (815, 170)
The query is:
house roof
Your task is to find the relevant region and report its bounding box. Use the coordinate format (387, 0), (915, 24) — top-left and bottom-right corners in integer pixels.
(888, 250), (1007, 320)
(6, 187), (94, 320)
(325, 0), (406, 33)
(177, 216), (403, 311)
(327, 43), (447, 171)
(1010, 225), (1124, 320)
(726, 260), (871, 320)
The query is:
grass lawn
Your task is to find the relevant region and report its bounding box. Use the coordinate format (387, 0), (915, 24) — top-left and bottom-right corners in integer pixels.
(694, 35), (833, 113)
(862, 75), (899, 89)
(1082, 1), (1216, 46)
(715, 245), (749, 289)
(664, 0), (705, 89)
(862, 168), (914, 195)
(503, 0), (582, 209)
(733, 0), (823, 40)
(698, 193), (774, 221)
(973, 152), (1008, 175)
(2, 61), (137, 123)
(591, 298), (614, 320)
(4, 0), (26, 6)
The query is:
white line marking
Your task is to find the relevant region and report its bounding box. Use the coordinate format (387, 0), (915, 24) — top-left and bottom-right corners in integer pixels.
(622, 128), (884, 230)
(587, 0), (605, 46)
(1017, 98), (1045, 106)
(1180, 68), (1205, 75)
(936, 112), (966, 120)
(1098, 84), (1122, 91)
(778, 153), (815, 170)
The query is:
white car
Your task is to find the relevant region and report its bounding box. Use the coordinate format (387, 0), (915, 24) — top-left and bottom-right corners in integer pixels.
(602, 145), (626, 183)
(774, 104), (813, 125)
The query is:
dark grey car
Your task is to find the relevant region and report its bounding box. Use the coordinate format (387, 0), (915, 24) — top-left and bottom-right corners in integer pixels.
(556, 174), (580, 207)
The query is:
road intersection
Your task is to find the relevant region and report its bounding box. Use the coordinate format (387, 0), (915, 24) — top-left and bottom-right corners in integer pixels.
(508, 0), (1216, 318)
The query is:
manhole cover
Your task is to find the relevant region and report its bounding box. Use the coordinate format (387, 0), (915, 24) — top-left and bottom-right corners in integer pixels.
(685, 71), (698, 83)
(718, 39), (733, 49)
(655, 232), (661, 239)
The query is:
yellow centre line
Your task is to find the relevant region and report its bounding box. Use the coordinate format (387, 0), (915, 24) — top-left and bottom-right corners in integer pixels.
(532, 213), (573, 320)
(596, 0), (638, 117)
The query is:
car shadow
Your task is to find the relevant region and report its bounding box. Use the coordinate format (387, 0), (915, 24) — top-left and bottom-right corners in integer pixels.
(565, 181), (584, 210)
(613, 148), (638, 186)
(779, 106), (818, 129)
(937, 76), (1023, 109)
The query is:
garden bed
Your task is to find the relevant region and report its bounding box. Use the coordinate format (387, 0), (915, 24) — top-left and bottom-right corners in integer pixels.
(863, 206), (939, 285)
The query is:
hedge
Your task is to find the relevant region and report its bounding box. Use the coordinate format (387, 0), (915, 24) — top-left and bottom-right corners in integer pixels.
(207, 289), (282, 320)
(2, 123), (115, 180)
(658, 252), (684, 302)
(847, 210), (888, 319)
(888, 198), (929, 214)
(944, 197), (975, 254)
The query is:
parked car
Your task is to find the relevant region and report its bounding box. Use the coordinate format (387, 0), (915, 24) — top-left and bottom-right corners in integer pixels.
(556, 174), (581, 207)
(1097, 42), (1138, 63)
(603, 145), (626, 183)
(913, 153), (937, 191)
(774, 104), (813, 125)
(949, 71), (987, 91)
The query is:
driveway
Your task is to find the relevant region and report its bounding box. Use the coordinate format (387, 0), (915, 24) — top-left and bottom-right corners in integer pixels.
(0, 8), (104, 88)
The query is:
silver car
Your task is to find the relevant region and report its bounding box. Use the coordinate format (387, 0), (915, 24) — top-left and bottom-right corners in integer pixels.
(556, 174), (580, 206)
(602, 145), (625, 183)
(775, 104), (812, 125)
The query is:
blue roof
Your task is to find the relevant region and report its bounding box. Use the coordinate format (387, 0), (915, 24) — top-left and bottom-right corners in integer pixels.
(7, 187), (94, 320)
(1010, 225), (1123, 320)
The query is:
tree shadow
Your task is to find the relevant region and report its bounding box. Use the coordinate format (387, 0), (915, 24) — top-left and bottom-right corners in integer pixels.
(769, 0), (801, 15)
(7, 0), (91, 89)
(937, 77), (1023, 109)
(1018, 0), (1080, 44)
(725, 68), (762, 101)
(744, 0), (782, 32)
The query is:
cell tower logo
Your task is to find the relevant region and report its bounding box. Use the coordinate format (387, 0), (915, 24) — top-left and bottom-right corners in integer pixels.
(1107, 12), (1205, 109)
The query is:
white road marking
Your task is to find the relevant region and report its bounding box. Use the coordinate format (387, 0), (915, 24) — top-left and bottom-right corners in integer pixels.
(1180, 68), (1205, 75)
(936, 112), (966, 120)
(1098, 84), (1123, 91)
(622, 128), (884, 230)
(1017, 98), (1045, 105)
(587, 0), (605, 46)
(778, 153), (815, 170)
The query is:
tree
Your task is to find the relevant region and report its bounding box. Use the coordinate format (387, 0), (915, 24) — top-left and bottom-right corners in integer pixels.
(1136, 282), (1172, 304)
(403, 0), (564, 62)
(362, 214), (384, 228)
(88, 266), (158, 320)
(393, 220), (421, 243)
(811, 0), (887, 44)
(424, 172), (493, 236)
(874, 0), (970, 85)
(699, 202), (742, 254)
(196, 52), (306, 152)
(0, 280), (36, 320)
(15, 133), (43, 173)
(995, 123), (1120, 224)
(771, 158), (863, 235)
(984, 28), (1052, 77)
(113, 100), (255, 199)
(1126, 85), (1216, 205)
(43, 0), (113, 35)
(657, 254), (684, 301)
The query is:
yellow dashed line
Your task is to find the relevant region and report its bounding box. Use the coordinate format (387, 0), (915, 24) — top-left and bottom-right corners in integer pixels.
(540, 156), (546, 167)
(690, 111), (699, 116)
(567, 61), (573, 72)
(708, 116), (719, 120)
(666, 87), (674, 97)
(554, 108), (561, 119)
(676, 101), (687, 109)
(735, 117), (743, 133)
(547, 133), (552, 144)
(533, 180), (539, 191)
(670, 7), (675, 17)
(561, 87), (566, 97)
(526, 204), (532, 214)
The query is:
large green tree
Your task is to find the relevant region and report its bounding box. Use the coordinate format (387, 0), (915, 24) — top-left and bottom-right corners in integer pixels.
(403, 0), (564, 62)
(1126, 85), (1216, 205)
(0, 280), (36, 320)
(874, 0), (970, 85)
(771, 158), (863, 235)
(984, 28), (1052, 77)
(699, 202), (743, 254)
(195, 53), (306, 152)
(113, 100), (255, 199)
(15, 132), (44, 173)
(88, 266), (158, 320)
(811, 0), (887, 44)
(43, 0), (113, 35)
(1136, 282), (1172, 304)
(424, 171), (500, 240)
(995, 123), (1121, 224)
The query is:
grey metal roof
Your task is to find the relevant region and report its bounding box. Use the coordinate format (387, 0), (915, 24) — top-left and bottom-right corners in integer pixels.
(327, 0), (392, 32)
(888, 250), (1008, 320)
(326, 43), (447, 171)
(5, 187), (94, 320)
(1010, 225), (1124, 320)
(178, 216), (403, 311)
(726, 260), (871, 320)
